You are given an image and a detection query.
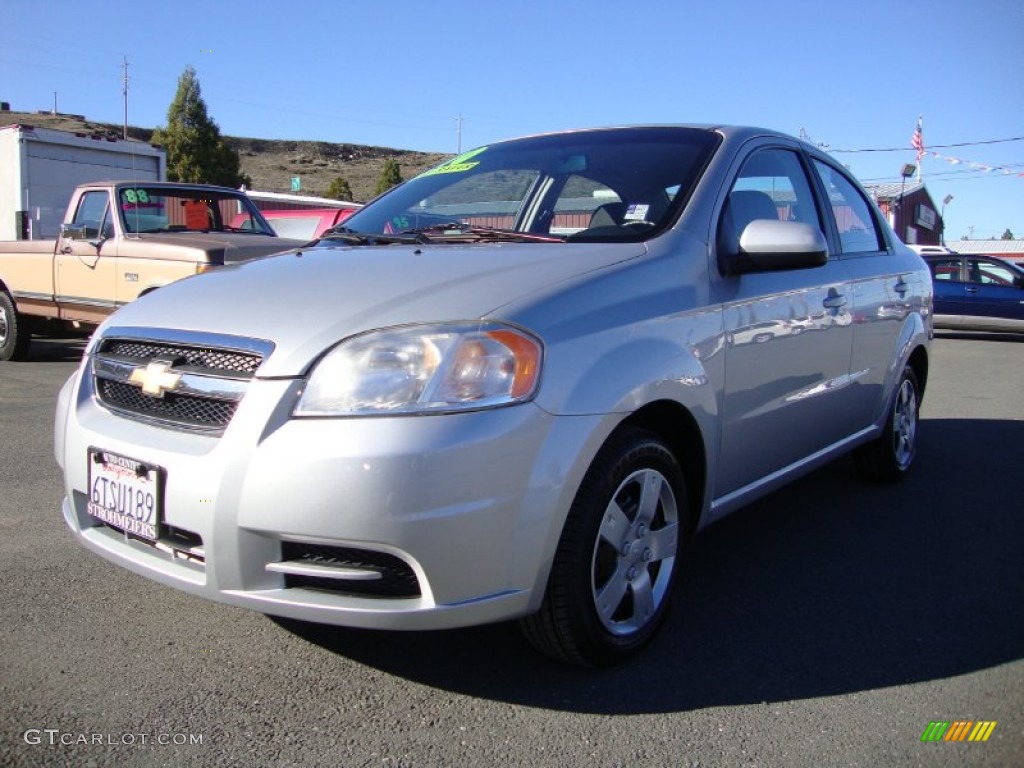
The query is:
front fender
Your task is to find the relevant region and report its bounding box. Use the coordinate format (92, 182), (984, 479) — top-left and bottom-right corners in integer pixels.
(535, 309), (723, 420)
(514, 317), (725, 606)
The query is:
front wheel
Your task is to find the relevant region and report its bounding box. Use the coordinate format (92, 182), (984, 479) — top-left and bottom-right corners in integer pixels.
(854, 365), (920, 482)
(520, 428), (688, 666)
(0, 291), (32, 361)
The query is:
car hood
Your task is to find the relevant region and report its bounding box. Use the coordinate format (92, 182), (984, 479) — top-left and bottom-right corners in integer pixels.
(101, 241), (644, 376)
(127, 232), (305, 262)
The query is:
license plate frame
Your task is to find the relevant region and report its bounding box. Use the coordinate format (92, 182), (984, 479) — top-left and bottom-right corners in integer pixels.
(87, 448), (164, 542)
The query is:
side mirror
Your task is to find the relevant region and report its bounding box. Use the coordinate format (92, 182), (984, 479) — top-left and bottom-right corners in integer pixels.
(60, 222), (106, 248)
(60, 223), (92, 241)
(722, 219), (828, 275)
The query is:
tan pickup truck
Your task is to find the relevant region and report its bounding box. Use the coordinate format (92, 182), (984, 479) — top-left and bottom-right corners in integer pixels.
(0, 181), (303, 360)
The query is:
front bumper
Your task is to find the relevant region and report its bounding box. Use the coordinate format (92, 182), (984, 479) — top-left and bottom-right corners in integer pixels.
(56, 363), (602, 630)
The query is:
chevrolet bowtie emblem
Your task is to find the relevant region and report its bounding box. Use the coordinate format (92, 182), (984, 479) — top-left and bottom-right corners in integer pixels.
(128, 360), (182, 398)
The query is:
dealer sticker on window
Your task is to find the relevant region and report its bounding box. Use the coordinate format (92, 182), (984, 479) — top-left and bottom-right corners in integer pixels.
(87, 449), (162, 541)
(624, 204), (650, 221)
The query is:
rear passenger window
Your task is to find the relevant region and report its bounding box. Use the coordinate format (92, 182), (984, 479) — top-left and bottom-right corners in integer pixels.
(813, 160), (883, 254)
(929, 258), (961, 281)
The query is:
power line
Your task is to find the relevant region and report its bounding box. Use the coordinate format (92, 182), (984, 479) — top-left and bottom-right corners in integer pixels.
(832, 136), (1024, 153)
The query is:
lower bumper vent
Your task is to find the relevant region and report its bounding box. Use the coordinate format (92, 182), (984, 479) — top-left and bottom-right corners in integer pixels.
(273, 543), (420, 598)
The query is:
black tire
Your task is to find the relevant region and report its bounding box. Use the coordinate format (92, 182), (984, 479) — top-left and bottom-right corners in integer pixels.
(854, 365), (920, 482)
(0, 291), (32, 362)
(520, 428), (688, 667)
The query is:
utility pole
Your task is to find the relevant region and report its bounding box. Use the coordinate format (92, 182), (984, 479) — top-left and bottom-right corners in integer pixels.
(122, 56), (130, 140)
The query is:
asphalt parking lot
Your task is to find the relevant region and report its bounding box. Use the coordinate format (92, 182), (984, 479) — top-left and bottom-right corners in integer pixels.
(1, 333), (1022, 767)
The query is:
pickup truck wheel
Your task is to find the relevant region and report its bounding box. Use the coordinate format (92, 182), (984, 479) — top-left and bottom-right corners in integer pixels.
(520, 428), (687, 666)
(0, 291), (32, 361)
(854, 365), (920, 482)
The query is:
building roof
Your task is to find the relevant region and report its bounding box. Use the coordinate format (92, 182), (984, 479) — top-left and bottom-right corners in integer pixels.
(863, 181), (925, 201)
(947, 239), (1024, 255)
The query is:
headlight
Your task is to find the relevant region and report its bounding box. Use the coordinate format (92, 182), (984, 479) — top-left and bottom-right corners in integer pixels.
(294, 322), (542, 416)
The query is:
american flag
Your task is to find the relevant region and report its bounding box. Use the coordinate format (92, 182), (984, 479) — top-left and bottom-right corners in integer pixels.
(911, 117), (924, 162)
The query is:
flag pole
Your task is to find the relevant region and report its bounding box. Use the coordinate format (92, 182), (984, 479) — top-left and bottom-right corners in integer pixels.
(916, 116), (923, 183)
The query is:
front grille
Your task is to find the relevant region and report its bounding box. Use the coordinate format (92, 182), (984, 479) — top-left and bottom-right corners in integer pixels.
(92, 333), (272, 434)
(280, 542), (421, 598)
(98, 379), (237, 429)
(100, 339), (262, 376)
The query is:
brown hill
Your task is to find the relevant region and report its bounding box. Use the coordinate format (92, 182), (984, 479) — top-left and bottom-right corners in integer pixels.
(0, 110), (450, 203)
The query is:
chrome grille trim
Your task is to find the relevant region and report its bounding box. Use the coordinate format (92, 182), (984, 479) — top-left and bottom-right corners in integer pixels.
(94, 356), (251, 401)
(91, 328), (274, 434)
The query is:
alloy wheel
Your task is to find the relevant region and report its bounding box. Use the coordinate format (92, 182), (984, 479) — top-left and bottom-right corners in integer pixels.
(892, 377), (918, 469)
(591, 467), (679, 636)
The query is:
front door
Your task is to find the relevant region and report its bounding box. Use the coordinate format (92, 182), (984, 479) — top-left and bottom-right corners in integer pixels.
(714, 145), (855, 497)
(54, 190), (117, 324)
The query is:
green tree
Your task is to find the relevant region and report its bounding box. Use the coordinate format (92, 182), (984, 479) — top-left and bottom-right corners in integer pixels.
(325, 176), (354, 201)
(1001, 228), (1014, 240)
(152, 67), (250, 188)
(374, 158), (403, 197)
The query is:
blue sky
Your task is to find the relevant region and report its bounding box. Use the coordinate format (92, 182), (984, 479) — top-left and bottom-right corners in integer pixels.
(3, 0), (1022, 241)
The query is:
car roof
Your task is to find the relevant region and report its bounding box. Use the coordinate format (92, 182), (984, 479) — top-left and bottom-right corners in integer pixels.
(82, 181), (246, 194)
(491, 124), (800, 147)
(923, 253), (1024, 269)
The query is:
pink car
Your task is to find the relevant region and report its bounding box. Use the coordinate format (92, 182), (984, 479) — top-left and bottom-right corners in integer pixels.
(232, 207), (359, 240)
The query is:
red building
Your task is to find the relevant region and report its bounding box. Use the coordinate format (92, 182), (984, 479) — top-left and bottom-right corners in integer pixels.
(864, 182), (944, 246)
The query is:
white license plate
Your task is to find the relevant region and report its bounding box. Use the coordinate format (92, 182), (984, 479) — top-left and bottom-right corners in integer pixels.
(87, 449), (163, 541)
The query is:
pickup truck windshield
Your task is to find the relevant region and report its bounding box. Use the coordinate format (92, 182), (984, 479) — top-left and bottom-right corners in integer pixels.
(335, 127), (721, 245)
(118, 186), (274, 236)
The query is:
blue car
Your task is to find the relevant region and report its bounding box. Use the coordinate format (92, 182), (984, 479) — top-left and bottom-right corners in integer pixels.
(924, 254), (1024, 332)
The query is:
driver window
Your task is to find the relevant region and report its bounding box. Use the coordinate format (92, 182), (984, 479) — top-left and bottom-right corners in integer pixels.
(719, 148), (821, 252)
(71, 191), (112, 239)
(969, 258), (1017, 286)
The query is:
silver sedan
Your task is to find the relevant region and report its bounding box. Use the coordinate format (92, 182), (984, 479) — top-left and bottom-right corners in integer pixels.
(56, 125), (932, 666)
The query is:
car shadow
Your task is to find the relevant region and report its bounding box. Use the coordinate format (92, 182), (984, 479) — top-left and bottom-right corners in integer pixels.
(271, 418), (1024, 714)
(24, 336), (89, 362)
(935, 330), (1023, 343)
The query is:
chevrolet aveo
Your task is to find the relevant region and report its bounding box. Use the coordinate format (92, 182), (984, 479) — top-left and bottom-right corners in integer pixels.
(56, 126), (932, 666)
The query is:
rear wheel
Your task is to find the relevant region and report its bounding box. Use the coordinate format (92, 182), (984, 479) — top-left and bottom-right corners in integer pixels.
(0, 291), (32, 361)
(521, 428), (688, 666)
(855, 365), (920, 482)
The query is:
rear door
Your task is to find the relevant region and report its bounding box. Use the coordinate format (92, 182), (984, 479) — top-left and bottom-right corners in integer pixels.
(811, 158), (922, 430)
(926, 255), (969, 323)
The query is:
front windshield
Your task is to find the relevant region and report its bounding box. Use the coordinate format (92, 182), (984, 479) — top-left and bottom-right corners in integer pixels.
(334, 127), (720, 244)
(117, 186), (275, 235)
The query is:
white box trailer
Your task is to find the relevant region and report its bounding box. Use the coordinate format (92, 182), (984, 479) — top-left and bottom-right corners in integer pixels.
(0, 124), (166, 240)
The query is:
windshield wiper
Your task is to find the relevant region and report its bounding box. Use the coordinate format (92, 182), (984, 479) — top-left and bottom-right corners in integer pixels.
(316, 227), (427, 246)
(401, 222), (564, 243)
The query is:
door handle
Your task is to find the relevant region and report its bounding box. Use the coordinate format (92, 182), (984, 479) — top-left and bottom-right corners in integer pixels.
(894, 279), (909, 296)
(965, 287), (980, 294)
